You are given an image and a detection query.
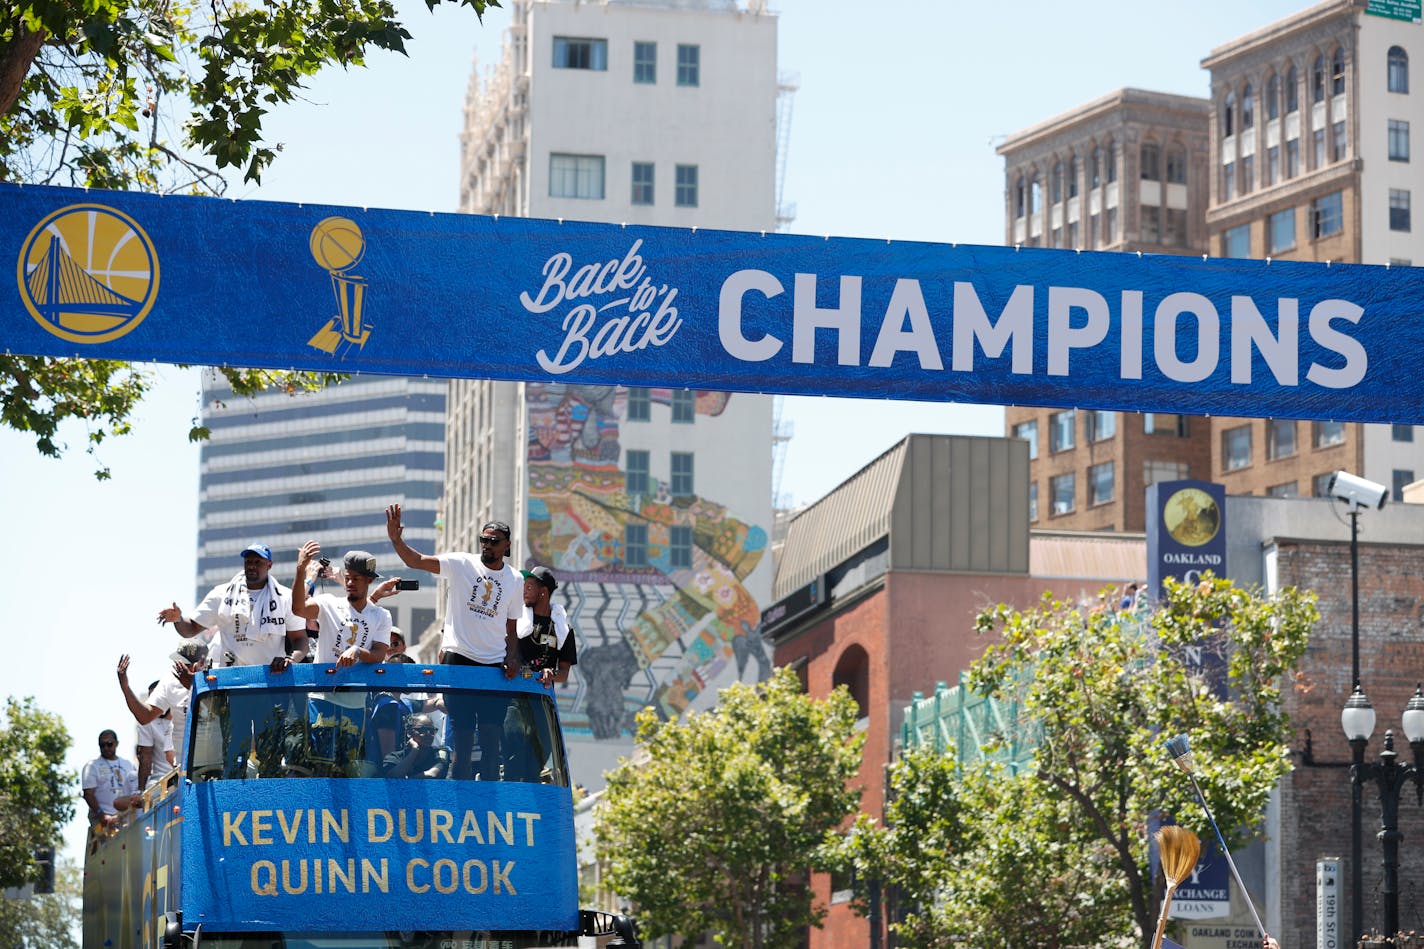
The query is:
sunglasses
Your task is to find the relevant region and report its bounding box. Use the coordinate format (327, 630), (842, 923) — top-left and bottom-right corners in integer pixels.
(99, 741), (117, 747)
(478, 535), (503, 545)
(411, 728), (436, 736)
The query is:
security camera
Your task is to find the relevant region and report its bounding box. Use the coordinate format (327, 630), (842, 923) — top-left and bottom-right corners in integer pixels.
(1327, 470), (1388, 511)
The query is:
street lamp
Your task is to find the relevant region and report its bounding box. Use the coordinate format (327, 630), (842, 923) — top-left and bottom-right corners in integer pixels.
(1328, 470), (1388, 943)
(1341, 684), (1424, 942)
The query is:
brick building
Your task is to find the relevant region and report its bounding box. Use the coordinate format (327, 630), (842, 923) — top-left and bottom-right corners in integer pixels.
(764, 433), (1144, 949)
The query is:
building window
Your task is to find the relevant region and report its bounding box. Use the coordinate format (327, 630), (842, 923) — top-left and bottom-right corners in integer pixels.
(1141, 143), (1160, 180)
(1086, 410), (1116, 442)
(1389, 46), (1410, 94)
(1051, 161), (1063, 203)
(1267, 73), (1281, 120)
(1222, 425), (1252, 471)
(1332, 120), (1347, 162)
(1313, 420), (1346, 447)
(1266, 145), (1279, 186)
(1223, 224), (1250, 259)
(1051, 473), (1075, 515)
(553, 36), (608, 70)
(670, 389), (694, 423)
(1166, 147), (1187, 185)
(1222, 93), (1235, 138)
(1394, 469), (1416, 502)
(1312, 191), (1343, 238)
(1312, 55), (1327, 103)
(1105, 207), (1116, 242)
(1222, 162), (1235, 200)
(1269, 208), (1296, 253)
(1028, 482), (1039, 522)
(626, 449), (650, 495)
(1142, 206), (1160, 244)
(633, 41), (656, 84)
(549, 153), (605, 199)
(1313, 128), (1326, 169)
(1145, 414), (1189, 437)
(1090, 148), (1102, 188)
(1267, 482), (1299, 498)
(1332, 47), (1346, 96)
(674, 164), (698, 207)
(1144, 460), (1190, 485)
(1390, 120), (1410, 162)
(1313, 472), (1336, 497)
(1088, 213), (1099, 248)
(1242, 83), (1255, 128)
(1393, 423), (1414, 442)
(1391, 189), (1412, 232)
(626, 387), (650, 421)
(1166, 208), (1187, 246)
(1089, 461), (1115, 505)
(1030, 179), (1042, 214)
(631, 162), (655, 205)
(1013, 419), (1038, 459)
(1015, 178), (1026, 218)
(1240, 154), (1254, 194)
(1049, 410), (1076, 452)
(1267, 419), (1297, 459)
(1286, 65), (1300, 113)
(670, 451), (694, 497)
(1286, 139), (1300, 178)
(1106, 142), (1117, 182)
(676, 44), (700, 86)
(1068, 156), (1079, 198)
(624, 524), (649, 567)
(669, 524), (692, 569)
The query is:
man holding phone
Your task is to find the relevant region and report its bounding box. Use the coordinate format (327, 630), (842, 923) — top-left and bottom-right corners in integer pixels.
(385, 503), (522, 780)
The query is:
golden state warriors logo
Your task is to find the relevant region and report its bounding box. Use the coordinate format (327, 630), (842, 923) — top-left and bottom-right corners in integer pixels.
(16, 204), (159, 344)
(307, 216), (371, 357)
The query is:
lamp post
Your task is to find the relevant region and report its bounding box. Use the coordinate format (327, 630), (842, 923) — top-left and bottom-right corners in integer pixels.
(1341, 684), (1424, 942)
(1327, 470), (1389, 943)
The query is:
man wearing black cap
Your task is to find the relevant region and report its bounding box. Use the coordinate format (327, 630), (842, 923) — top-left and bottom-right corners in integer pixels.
(385, 504), (522, 779)
(291, 541), (392, 667)
(115, 642), (208, 771)
(518, 566), (578, 686)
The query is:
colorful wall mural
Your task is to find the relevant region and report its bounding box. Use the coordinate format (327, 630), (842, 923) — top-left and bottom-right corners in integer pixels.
(524, 384), (772, 742)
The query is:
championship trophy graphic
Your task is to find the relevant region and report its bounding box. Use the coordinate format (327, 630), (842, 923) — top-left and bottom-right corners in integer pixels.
(307, 216), (370, 355)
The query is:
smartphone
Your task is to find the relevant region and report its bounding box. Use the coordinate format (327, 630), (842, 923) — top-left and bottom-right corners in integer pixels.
(396, 579), (420, 591)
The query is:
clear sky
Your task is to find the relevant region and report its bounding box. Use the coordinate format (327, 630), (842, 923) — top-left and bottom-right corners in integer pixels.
(0, 0), (1308, 867)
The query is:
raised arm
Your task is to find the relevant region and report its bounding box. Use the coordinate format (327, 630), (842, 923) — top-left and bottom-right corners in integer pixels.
(116, 655), (161, 725)
(156, 602), (207, 639)
(386, 504), (441, 574)
(290, 541), (322, 620)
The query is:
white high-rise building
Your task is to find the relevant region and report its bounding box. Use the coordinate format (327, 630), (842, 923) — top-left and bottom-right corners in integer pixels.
(445, 0), (782, 787)
(195, 373), (444, 646)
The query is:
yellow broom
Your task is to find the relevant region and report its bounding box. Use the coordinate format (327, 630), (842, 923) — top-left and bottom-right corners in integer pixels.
(1151, 825), (1202, 949)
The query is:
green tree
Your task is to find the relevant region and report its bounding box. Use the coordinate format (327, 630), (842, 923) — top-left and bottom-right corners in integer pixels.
(0, 697), (74, 891)
(849, 576), (1316, 949)
(596, 667), (864, 949)
(0, 0), (497, 476)
(0, 858), (82, 949)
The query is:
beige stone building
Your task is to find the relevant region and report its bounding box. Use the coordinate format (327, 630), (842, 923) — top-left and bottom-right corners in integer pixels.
(998, 1), (1424, 531)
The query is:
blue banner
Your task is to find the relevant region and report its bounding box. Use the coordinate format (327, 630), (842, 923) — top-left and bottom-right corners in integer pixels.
(3, 182), (1421, 422)
(182, 778), (578, 932)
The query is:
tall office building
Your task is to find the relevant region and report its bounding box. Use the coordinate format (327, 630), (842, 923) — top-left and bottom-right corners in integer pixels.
(448, 0), (781, 787)
(1202, 0), (1424, 502)
(997, 90), (1214, 531)
(999, 2), (1424, 531)
(194, 372), (443, 644)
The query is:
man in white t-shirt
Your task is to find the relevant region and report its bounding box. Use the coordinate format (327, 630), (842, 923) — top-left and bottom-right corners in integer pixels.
(291, 542), (392, 666)
(157, 542), (310, 777)
(386, 504), (522, 779)
(81, 730), (139, 832)
(116, 643), (207, 772)
(134, 680), (175, 791)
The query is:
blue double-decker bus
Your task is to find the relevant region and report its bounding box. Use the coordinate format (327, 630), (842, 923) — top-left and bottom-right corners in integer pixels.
(83, 663), (638, 948)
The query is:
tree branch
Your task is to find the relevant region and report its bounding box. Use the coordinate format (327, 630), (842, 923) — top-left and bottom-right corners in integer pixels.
(0, 23), (47, 116)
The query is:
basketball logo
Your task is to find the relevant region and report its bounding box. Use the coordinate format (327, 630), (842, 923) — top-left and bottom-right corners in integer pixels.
(16, 203), (160, 344)
(309, 217), (365, 273)
(307, 216), (371, 356)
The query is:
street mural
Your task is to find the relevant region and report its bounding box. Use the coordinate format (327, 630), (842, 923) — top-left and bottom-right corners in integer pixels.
(524, 384), (772, 740)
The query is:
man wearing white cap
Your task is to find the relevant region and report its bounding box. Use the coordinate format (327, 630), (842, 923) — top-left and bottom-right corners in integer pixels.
(156, 542), (309, 777)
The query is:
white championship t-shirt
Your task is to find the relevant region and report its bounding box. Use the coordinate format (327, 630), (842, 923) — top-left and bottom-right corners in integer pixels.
(82, 756), (138, 815)
(135, 717), (175, 789)
(191, 576), (302, 667)
(311, 593), (392, 664)
(437, 553), (523, 663)
(148, 672), (193, 768)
